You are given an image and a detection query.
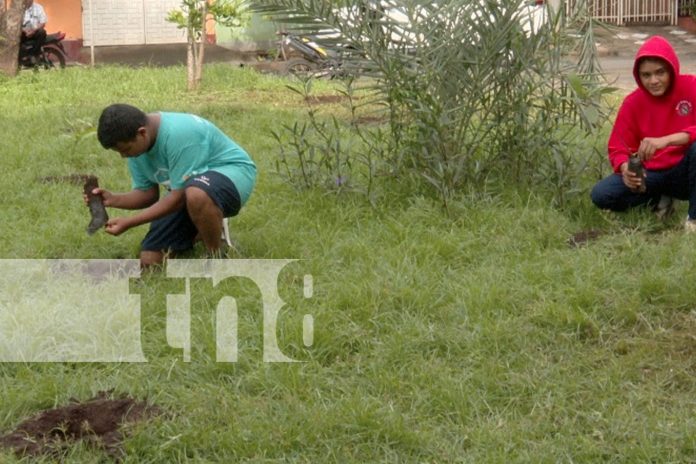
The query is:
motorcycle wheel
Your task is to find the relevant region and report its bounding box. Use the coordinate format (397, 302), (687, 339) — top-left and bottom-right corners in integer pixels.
(41, 47), (66, 70)
(283, 58), (317, 77)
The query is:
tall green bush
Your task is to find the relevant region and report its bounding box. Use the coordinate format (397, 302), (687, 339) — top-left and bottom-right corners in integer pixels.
(253, 0), (611, 208)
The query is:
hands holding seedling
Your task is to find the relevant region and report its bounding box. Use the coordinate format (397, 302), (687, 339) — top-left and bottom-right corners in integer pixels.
(621, 154), (646, 192)
(83, 183), (161, 236)
(620, 134), (690, 192)
(83, 187), (133, 236)
(83, 176), (109, 235)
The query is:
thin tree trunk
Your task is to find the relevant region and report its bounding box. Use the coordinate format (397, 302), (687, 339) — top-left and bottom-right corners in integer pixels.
(194, 39), (204, 88)
(193, 1), (207, 89)
(183, 0), (213, 91)
(0, 0), (26, 77)
(187, 25), (196, 90)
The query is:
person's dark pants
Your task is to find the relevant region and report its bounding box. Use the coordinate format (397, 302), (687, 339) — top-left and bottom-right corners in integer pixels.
(141, 171), (242, 253)
(20, 28), (47, 59)
(591, 142), (696, 219)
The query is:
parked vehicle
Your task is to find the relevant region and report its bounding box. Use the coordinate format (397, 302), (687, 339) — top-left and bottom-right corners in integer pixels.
(19, 31), (67, 70)
(266, 1), (549, 77)
(276, 31), (343, 77)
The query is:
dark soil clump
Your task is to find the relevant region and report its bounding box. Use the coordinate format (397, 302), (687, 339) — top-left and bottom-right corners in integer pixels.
(568, 229), (603, 247)
(305, 95), (347, 104)
(354, 115), (388, 125)
(0, 391), (161, 460)
(37, 173), (94, 185)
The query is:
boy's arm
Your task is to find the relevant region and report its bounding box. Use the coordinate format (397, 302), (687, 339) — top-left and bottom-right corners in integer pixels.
(97, 186), (159, 210)
(638, 132), (691, 160)
(122, 189), (185, 227)
(607, 99), (639, 173)
(104, 189), (186, 236)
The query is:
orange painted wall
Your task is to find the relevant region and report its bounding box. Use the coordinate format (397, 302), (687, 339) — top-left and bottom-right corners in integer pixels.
(17, 1), (219, 44)
(42, 0), (82, 40)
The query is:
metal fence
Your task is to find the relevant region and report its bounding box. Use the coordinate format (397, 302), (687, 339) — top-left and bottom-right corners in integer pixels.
(679, 0), (696, 16)
(566, 0), (679, 25)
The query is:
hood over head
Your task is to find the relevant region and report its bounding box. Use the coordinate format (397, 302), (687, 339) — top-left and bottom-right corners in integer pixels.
(633, 35), (679, 94)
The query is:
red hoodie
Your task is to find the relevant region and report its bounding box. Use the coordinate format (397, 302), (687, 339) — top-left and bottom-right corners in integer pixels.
(607, 35), (696, 172)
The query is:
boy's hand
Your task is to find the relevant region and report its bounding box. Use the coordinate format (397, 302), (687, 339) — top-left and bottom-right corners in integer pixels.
(83, 188), (114, 207)
(637, 136), (669, 161)
(104, 217), (131, 236)
(620, 161), (646, 191)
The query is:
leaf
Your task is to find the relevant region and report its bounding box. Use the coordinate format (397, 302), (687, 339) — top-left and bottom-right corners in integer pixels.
(566, 72), (588, 99)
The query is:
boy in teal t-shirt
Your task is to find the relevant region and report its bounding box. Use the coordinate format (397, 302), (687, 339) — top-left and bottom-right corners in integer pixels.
(94, 103), (257, 267)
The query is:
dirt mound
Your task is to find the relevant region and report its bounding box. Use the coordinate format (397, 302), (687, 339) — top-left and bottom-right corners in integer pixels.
(0, 391), (160, 460)
(568, 229), (603, 247)
(37, 173), (95, 185)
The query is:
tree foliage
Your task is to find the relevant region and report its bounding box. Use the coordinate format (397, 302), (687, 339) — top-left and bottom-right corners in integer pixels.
(167, 0), (248, 90)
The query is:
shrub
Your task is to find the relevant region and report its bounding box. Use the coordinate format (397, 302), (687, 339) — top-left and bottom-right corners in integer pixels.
(253, 0), (611, 209)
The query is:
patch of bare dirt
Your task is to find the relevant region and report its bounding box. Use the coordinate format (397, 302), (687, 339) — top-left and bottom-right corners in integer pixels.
(567, 229), (603, 248)
(354, 115), (388, 125)
(0, 391), (161, 461)
(247, 61), (287, 75)
(304, 95), (347, 105)
(37, 173), (94, 185)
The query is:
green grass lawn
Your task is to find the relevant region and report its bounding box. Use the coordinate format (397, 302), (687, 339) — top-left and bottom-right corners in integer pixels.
(1, 64), (695, 463)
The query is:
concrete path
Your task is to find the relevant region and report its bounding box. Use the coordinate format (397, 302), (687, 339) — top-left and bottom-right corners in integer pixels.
(596, 24), (696, 91)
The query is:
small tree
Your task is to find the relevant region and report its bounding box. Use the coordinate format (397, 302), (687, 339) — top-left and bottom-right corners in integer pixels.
(0, 0), (27, 77)
(167, 0), (248, 90)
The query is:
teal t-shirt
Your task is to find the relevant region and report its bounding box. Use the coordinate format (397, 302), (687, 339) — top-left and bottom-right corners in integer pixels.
(127, 113), (256, 205)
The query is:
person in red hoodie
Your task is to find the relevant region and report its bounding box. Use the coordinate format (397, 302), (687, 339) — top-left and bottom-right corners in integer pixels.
(591, 35), (696, 230)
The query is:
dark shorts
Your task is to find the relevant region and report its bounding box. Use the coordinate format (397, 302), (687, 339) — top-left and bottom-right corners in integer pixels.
(141, 170), (241, 252)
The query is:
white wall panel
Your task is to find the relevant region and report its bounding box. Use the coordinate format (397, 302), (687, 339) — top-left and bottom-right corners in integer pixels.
(144, 0), (186, 44)
(83, 0), (187, 46)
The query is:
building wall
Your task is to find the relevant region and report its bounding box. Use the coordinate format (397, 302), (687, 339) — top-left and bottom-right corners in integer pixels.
(35, 0), (189, 46)
(41, 0), (82, 40)
(144, 0), (187, 44)
(82, 0), (186, 46)
(83, 0), (145, 45)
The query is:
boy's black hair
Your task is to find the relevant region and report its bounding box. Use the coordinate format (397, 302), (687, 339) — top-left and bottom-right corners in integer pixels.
(636, 56), (674, 77)
(97, 103), (148, 149)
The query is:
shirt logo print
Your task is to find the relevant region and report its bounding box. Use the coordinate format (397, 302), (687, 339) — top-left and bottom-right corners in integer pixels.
(676, 100), (692, 116)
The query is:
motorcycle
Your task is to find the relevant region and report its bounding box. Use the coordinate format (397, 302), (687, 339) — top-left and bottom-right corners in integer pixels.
(276, 32), (343, 78)
(19, 31), (67, 70)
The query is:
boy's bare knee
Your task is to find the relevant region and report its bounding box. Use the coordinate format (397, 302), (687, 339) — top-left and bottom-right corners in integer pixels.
(184, 186), (221, 222)
(184, 186), (210, 209)
(140, 250), (165, 269)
